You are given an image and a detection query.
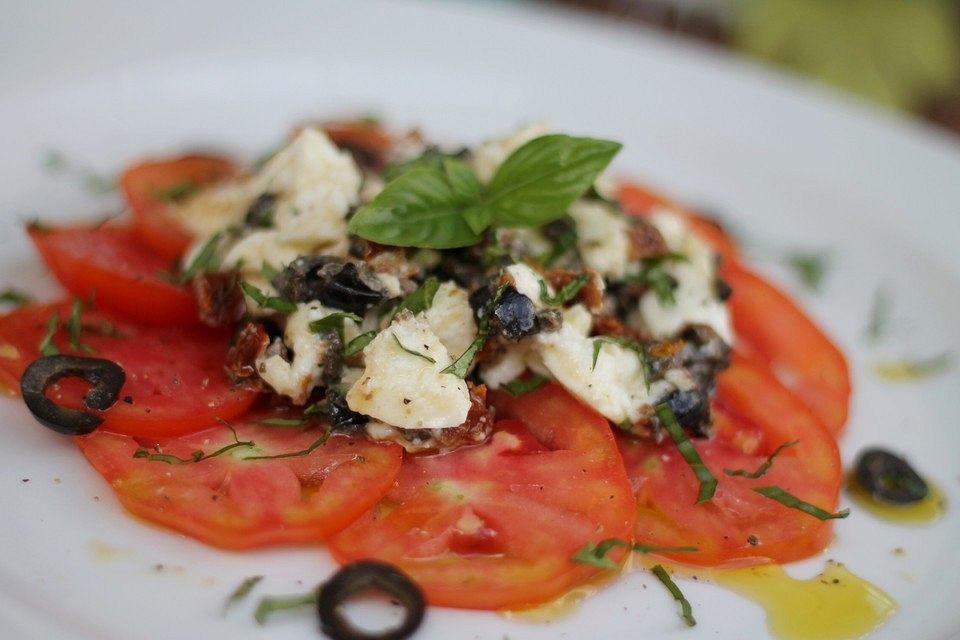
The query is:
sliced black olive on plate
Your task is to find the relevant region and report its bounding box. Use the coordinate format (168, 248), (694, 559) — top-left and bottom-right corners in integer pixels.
(854, 447), (928, 504)
(317, 560), (425, 640)
(20, 355), (125, 435)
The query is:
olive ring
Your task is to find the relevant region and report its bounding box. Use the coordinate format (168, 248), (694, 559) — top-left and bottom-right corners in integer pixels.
(317, 560), (425, 640)
(20, 355), (126, 435)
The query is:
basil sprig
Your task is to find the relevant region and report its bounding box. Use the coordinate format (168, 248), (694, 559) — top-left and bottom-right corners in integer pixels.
(348, 135), (621, 249)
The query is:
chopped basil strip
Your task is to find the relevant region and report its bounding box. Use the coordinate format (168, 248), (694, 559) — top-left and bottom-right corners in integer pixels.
(501, 374), (549, 397)
(383, 147), (457, 182)
(0, 288), (33, 306)
(865, 287), (891, 342)
(539, 273), (589, 306)
(753, 486), (850, 520)
(345, 331), (377, 357)
(392, 333), (436, 364)
(256, 417), (308, 426)
(625, 253), (687, 306)
(67, 298), (96, 353)
(42, 149), (117, 195)
(38, 312), (60, 356)
(536, 223), (577, 267)
(178, 232), (223, 283)
(440, 284), (507, 378)
(156, 181), (199, 202)
(651, 565), (696, 627)
(786, 251), (829, 291)
(242, 430), (331, 461)
(309, 312), (363, 340)
(223, 575), (264, 614)
(133, 427), (254, 464)
(239, 281), (298, 314)
(592, 336), (650, 386)
(572, 538), (699, 571)
(392, 276), (440, 317)
(872, 353), (952, 381)
(656, 403), (717, 504)
(724, 440), (799, 479)
(260, 261), (280, 282)
(254, 589), (319, 625)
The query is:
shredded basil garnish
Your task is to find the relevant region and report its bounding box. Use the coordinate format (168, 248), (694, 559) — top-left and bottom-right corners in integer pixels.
(38, 312), (60, 356)
(786, 251), (830, 291)
(501, 374), (550, 397)
(591, 335), (650, 380)
(440, 284), (507, 378)
(309, 312), (363, 341)
(133, 427), (254, 464)
(753, 486), (850, 520)
(865, 287), (891, 343)
(223, 575), (264, 614)
(0, 288), (33, 306)
(723, 440), (799, 479)
(539, 273), (589, 306)
(42, 149), (117, 196)
(345, 331), (377, 357)
(156, 181), (199, 202)
(239, 281), (298, 314)
(656, 404), (717, 504)
(242, 431), (331, 461)
(256, 417), (309, 426)
(392, 277), (440, 318)
(651, 564), (696, 627)
(254, 589), (319, 625)
(872, 353), (952, 381)
(625, 253), (687, 305)
(392, 332), (436, 364)
(66, 298), (96, 353)
(571, 538), (698, 571)
(178, 232), (223, 283)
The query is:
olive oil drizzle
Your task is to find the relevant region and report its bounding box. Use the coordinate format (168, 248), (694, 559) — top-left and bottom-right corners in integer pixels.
(846, 475), (946, 524)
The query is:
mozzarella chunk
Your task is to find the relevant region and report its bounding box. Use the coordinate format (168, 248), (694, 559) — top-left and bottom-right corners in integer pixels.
(568, 199), (631, 280)
(169, 182), (257, 239)
(346, 311), (471, 429)
(257, 302), (359, 404)
(535, 305), (649, 423)
(639, 210), (733, 343)
(479, 343), (530, 390)
(470, 122), (549, 184)
(504, 263), (552, 310)
(423, 281), (478, 358)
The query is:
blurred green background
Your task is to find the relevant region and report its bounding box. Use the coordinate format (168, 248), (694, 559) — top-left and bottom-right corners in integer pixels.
(545, 0), (960, 136)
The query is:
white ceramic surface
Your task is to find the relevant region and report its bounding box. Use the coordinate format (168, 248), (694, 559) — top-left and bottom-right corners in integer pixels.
(1, 1), (959, 639)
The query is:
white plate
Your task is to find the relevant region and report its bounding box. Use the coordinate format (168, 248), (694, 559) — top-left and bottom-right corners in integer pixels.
(1, 1), (959, 639)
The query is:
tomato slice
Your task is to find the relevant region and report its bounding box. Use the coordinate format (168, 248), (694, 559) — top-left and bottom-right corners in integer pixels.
(0, 301), (257, 437)
(721, 262), (851, 435)
(620, 353), (842, 567)
(28, 224), (198, 326)
(329, 383), (636, 610)
(618, 181), (739, 263)
(120, 154), (235, 260)
(76, 412), (403, 549)
(322, 120), (393, 155)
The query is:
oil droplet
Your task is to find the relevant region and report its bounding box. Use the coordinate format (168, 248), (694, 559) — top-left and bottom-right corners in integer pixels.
(713, 561), (895, 640)
(503, 567), (621, 622)
(846, 476), (945, 524)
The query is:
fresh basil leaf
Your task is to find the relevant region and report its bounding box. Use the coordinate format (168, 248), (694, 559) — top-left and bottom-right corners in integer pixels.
(392, 332), (436, 364)
(656, 403), (717, 504)
(724, 440), (799, 479)
(539, 272), (589, 306)
(484, 135), (621, 228)
(501, 374), (549, 397)
(753, 486), (850, 520)
(393, 277), (440, 317)
(0, 288), (33, 307)
(345, 331), (377, 357)
(239, 281), (298, 314)
(348, 165), (483, 249)
(383, 147), (454, 182)
(651, 565), (696, 627)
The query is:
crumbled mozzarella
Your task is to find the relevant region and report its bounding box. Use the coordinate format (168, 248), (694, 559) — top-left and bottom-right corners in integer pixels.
(169, 182), (257, 239)
(256, 302), (359, 404)
(480, 344), (530, 390)
(423, 282), (477, 358)
(346, 311), (471, 429)
(639, 210), (733, 343)
(568, 199), (631, 280)
(359, 172), (386, 204)
(470, 122), (549, 184)
(504, 263), (552, 310)
(534, 305), (649, 423)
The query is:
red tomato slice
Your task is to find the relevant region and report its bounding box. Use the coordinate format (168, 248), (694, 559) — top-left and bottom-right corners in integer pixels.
(28, 224), (198, 326)
(322, 120), (393, 154)
(620, 353), (842, 567)
(618, 181), (739, 263)
(120, 154), (235, 260)
(722, 262), (851, 435)
(329, 383), (636, 610)
(0, 301), (257, 437)
(76, 412), (403, 549)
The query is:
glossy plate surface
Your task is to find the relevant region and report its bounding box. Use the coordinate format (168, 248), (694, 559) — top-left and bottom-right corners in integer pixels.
(1, 1), (958, 638)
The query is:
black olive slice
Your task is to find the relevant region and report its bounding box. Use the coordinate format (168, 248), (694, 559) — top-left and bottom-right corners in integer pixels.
(317, 560), (425, 640)
(491, 287), (539, 340)
(854, 447), (928, 504)
(20, 355), (126, 436)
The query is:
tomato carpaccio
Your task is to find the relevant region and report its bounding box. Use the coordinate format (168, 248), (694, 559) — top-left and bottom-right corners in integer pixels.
(76, 410), (403, 549)
(0, 301), (256, 437)
(329, 383), (636, 610)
